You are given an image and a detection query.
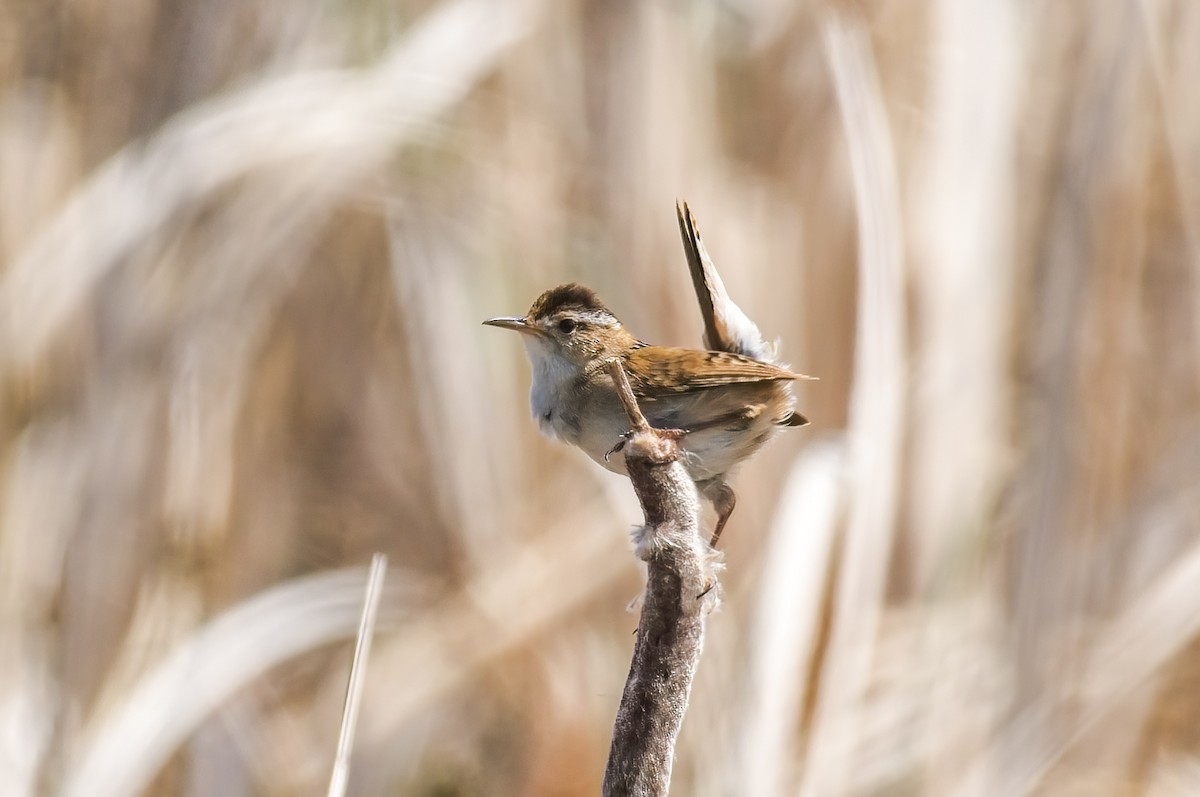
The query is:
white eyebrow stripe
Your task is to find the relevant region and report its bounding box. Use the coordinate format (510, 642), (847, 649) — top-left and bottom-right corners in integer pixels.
(558, 309), (618, 327)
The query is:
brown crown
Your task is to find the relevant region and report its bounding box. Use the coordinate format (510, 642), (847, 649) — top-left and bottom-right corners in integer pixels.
(527, 283), (611, 319)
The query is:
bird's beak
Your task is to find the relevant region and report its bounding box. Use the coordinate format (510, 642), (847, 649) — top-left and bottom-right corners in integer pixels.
(482, 316), (541, 336)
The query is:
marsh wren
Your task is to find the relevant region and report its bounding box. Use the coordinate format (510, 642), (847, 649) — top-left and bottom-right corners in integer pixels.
(485, 202), (811, 546)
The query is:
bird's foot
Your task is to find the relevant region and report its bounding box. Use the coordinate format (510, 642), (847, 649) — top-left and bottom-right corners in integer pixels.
(604, 434), (630, 462)
(605, 427), (687, 462)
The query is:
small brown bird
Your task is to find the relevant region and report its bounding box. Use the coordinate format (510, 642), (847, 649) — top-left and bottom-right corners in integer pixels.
(485, 202), (811, 546)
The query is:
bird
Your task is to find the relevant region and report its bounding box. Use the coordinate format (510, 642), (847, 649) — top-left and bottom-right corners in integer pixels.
(484, 201), (811, 546)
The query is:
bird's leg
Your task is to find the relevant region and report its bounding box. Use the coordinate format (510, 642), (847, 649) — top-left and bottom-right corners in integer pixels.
(700, 479), (737, 548)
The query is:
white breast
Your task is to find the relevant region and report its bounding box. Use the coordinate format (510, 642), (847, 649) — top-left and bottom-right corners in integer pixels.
(522, 337), (578, 439)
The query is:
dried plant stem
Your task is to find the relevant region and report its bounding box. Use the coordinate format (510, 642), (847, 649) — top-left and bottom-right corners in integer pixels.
(601, 360), (718, 797)
(327, 553), (388, 797)
(63, 567), (389, 797)
(800, 15), (906, 797)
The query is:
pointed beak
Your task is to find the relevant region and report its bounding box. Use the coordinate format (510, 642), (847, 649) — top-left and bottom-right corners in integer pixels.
(482, 316), (541, 336)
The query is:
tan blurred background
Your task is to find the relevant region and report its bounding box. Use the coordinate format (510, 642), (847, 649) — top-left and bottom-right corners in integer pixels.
(3, 0), (1200, 795)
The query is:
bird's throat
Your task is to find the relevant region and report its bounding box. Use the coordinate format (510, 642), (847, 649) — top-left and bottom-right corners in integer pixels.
(522, 338), (584, 439)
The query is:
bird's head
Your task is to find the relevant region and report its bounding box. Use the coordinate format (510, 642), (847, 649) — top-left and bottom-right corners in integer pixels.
(484, 283), (634, 368)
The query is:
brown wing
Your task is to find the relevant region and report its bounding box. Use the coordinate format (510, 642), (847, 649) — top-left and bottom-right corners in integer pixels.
(623, 346), (803, 396)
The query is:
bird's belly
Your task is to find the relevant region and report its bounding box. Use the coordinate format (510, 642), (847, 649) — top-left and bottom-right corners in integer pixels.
(555, 388), (785, 483)
(554, 396), (633, 477)
(676, 424), (774, 481)
(574, 421), (775, 482)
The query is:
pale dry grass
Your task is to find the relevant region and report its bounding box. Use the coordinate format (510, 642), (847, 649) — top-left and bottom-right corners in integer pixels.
(1, 1), (1199, 795)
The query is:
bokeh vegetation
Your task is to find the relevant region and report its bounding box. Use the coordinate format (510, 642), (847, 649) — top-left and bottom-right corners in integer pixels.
(2, 1), (1199, 795)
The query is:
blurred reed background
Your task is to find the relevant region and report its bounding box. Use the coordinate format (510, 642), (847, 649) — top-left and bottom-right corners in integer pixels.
(2, 0), (1199, 795)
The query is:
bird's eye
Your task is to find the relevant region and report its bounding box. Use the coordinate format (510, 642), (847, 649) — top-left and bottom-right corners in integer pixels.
(557, 318), (577, 334)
